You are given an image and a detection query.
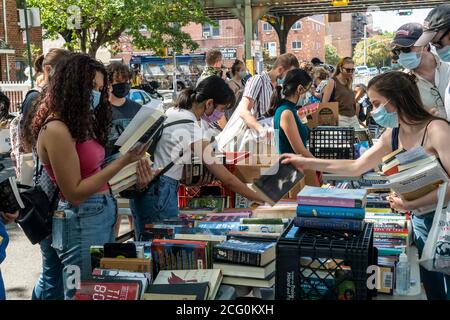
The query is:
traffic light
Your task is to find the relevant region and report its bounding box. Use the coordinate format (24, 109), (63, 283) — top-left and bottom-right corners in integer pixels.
(397, 10), (413, 16)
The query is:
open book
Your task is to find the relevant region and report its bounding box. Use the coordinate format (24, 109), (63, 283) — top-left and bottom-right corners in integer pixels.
(250, 161), (304, 206)
(114, 107), (166, 155)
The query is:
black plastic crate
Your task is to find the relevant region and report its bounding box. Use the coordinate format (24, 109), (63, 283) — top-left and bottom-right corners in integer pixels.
(309, 127), (355, 160)
(276, 221), (376, 300)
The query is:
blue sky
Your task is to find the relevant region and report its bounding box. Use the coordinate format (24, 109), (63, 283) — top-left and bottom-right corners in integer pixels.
(371, 9), (432, 32)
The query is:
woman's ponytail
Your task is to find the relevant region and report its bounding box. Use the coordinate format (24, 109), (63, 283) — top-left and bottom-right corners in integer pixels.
(175, 88), (196, 110)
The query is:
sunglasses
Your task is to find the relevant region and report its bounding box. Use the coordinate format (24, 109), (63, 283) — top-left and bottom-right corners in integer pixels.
(432, 28), (450, 50)
(391, 47), (412, 56)
(342, 67), (355, 73)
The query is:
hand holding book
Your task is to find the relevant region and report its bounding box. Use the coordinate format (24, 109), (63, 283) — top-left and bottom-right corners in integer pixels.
(280, 153), (307, 172)
(135, 160), (161, 190)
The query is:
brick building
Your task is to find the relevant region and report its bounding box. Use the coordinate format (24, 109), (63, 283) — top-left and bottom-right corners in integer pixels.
(0, 0), (42, 81)
(326, 12), (373, 59)
(258, 15), (326, 63)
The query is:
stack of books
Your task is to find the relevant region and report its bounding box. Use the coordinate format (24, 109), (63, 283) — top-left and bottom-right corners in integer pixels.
(294, 186), (368, 232)
(374, 147), (450, 215)
(213, 239), (276, 288)
(109, 154), (151, 195)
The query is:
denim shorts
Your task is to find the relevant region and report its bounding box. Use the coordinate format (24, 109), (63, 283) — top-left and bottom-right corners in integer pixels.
(130, 175), (180, 240)
(52, 194), (117, 299)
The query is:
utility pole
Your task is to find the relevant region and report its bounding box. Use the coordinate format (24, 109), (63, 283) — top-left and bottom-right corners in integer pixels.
(172, 52), (177, 102)
(22, 0), (34, 87)
(363, 24), (367, 67)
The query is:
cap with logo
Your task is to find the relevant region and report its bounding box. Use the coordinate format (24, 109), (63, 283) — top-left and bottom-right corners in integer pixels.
(415, 4), (450, 47)
(392, 23), (424, 47)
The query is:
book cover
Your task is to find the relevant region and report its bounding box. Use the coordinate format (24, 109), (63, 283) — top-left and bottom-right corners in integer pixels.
(0, 176), (25, 213)
(221, 272), (275, 288)
(238, 224), (285, 234)
(382, 148), (406, 164)
(240, 218), (289, 225)
(74, 280), (141, 300)
(188, 197), (226, 211)
(174, 227), (229, 236)
(294, 217), (365, 232)
(99, 258), (151, 273)
(251, 161), (304, 206)
(297, 186), (367, 208)
(151, 239), (208, 274)
(153, 269), (222, 300)
(213, 239), (276, 266)
(144, 283), (210, 300)
(296, 205), (366, 219)
(196, 221), (241, 230)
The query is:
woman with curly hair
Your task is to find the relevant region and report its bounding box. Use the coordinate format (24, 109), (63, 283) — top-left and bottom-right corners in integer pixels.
(33, 53), (152, 299)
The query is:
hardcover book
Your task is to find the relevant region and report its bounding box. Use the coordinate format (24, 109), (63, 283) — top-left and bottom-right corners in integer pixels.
(297, 186), (367, 208)
(213, 239), (276, 267)
(143, 283), (210, 300)
(294, 216), (365, 232)
(74, 280), (141, 300)
(296, 205), (366, 220)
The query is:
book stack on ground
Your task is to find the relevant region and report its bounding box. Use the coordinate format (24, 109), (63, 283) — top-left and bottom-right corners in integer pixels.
(213, 239), (276, 288)
(374, 147), (449, 215)
(294, 186), (368, 232)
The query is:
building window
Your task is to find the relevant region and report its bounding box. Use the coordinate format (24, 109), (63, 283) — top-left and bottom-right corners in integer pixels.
(315, 24), (321, 32)
(264, 42), (277, 57)
(292, 21), (302, 30)
(263, 22), (274, 32)
(292, 41), (302, 50)
(203, 21), (220, 37)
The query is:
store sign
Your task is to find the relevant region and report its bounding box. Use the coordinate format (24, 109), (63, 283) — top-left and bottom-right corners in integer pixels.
(220, 48), (237, 60)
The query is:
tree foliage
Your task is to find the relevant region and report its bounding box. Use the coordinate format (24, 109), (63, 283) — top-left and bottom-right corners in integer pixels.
(353, 34), (394, 67)
(325, 44), (340, 66)
(28, 0), (210, 57)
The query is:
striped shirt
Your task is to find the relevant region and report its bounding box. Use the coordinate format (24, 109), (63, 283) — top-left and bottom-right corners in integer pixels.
(243, 71), (274, 118)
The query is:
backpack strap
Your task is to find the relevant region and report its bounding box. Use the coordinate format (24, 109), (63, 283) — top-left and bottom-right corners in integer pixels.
(163, 119), (195, 129)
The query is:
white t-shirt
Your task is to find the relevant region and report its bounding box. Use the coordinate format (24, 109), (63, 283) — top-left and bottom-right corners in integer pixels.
(446, 82), (450, 122)
(153, 107), (205, 181)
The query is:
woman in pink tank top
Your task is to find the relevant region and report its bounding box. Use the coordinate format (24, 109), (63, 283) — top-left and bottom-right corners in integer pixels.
(32, 53), (154, 300)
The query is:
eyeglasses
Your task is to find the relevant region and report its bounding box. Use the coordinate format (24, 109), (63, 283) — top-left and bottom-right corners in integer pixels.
(342, 68), (355, 73)
(391, 47), (413, 56)
(432, 28), (450, 50)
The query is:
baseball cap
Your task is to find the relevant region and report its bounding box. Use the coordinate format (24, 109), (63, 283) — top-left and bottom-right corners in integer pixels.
(415, 4), (450, 46)
(311, 57), (323, 65)
(391, 23), (423, 47)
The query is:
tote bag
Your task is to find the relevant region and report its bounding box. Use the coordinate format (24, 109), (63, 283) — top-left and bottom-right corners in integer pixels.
(419, 183), (450, 274)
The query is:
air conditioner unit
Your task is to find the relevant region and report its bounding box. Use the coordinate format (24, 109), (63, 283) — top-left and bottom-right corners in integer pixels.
(203, 31), (211, 38)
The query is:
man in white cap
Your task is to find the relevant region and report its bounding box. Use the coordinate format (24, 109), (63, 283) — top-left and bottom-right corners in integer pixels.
(415, 4), (450, 120)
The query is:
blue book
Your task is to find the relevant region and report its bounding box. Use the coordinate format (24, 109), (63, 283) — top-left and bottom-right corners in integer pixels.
(296, 205), (366, 220)
(196, 221), (241, 231)
(294, 217), (365, 232)
(213, 239), (276, 266)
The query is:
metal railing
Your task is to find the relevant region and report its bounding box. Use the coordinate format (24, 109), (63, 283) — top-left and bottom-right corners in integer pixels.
(0, 81), (32, 113)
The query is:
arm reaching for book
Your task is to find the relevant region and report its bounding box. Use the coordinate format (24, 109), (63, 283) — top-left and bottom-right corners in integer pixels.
(40, 121), (147, 205)
(197, 141), (263, 203)
(281, 129), (393, 176)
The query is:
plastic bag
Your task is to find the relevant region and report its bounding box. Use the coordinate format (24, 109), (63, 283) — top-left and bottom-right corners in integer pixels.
(419, 182), (450, 274)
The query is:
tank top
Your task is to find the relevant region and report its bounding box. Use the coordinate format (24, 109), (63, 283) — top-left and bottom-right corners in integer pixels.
(390, 120), (433, 151)
(41, 119), (109, 193)
(332, 77), (356, 117)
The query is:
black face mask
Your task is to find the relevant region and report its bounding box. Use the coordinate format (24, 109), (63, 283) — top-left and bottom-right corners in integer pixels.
(112, 82), (131, 98)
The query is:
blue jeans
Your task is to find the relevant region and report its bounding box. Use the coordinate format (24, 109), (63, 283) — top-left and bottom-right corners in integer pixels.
(412, 213), (450, 300)
(52, 194), (117, 300)
(130, 175), (179, 240)
(32, 236), (64, 300)
(0, 221), (9, 300)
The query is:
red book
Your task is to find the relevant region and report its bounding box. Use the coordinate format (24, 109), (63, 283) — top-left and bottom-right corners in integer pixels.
(383, 165), (399, 176)
(74, 280), (141, 300)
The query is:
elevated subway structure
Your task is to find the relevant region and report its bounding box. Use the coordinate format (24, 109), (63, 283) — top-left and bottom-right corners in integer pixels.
(202, 0), (449, 73)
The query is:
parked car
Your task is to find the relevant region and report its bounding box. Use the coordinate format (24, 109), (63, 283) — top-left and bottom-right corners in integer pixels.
(368, 67), (379, 76)
(355, 66), (370, 76)
(380, 67), (391, 73)
(128, 89), (164, 112)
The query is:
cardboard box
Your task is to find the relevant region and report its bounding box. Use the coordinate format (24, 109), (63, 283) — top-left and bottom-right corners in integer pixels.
(306, 102), (339, 129)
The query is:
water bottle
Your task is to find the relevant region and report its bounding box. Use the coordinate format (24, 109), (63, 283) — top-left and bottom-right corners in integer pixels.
(395, 251), (411, 295)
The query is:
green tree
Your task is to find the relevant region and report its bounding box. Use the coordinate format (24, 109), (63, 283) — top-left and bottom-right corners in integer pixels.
(325, 44), (340, 66)
(353, 34), (394, 68)
(27, 0), (210, 57)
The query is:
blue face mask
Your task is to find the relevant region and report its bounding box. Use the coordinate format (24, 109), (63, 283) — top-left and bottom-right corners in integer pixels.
(437, 46), (450, 62)
(372, 100), (398, 128)
(90, 90), (101, 111)
(398, 50), (423, 70)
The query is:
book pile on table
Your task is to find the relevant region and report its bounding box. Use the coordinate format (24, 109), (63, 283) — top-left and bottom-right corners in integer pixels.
(294, 186), (368, 232)
(213, 239), (276, 289)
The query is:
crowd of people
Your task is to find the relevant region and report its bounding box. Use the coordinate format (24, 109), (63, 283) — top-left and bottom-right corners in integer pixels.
(0, 3), (450, 301)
